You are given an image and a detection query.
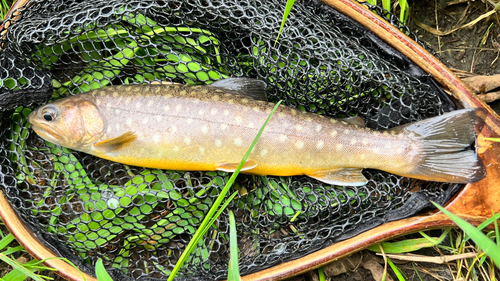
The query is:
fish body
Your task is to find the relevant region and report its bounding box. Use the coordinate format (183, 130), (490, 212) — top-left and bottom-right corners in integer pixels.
(29, 78), (486, 185)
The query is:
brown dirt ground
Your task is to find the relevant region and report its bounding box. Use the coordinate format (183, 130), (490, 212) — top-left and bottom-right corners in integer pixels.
(1, 0), (500, 280)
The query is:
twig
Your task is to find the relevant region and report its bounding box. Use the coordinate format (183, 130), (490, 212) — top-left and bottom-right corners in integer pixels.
(375, 252), (478, 264)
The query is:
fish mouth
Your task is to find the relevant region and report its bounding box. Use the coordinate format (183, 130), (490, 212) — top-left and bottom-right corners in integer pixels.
(28, 110), (63, 144)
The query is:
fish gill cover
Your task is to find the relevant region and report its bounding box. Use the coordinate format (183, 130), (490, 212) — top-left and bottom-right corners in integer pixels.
(0, 0), (462, 280)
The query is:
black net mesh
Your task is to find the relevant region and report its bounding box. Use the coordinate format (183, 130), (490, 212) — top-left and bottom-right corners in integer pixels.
(0, 0), (459, 280)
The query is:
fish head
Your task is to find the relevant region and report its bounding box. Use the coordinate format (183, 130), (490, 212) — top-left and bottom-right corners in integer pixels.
(29, 94), (106, 150)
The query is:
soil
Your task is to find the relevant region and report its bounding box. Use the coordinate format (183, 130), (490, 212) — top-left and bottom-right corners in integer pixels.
(1, 0), (499, 280)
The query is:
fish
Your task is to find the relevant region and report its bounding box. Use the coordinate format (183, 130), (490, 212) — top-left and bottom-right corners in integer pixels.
(28, 78), (486, 186)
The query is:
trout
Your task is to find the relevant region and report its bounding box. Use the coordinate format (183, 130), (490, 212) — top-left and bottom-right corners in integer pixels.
(28, 78), (486, 186)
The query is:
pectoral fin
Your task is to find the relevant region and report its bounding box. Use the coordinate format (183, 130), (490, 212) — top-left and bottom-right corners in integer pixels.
(216, 160), (258, 172)
(94, 131), (137, 153)
(307, 168), (368, 186)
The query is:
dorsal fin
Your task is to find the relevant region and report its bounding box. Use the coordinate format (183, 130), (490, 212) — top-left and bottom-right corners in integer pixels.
(211, 78), (267, 101)
(94, 131), (137, 153)
(343, 116), (365, 126)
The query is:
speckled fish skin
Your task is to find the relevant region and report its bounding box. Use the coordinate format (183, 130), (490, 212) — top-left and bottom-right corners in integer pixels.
(29, 81), (486, 186)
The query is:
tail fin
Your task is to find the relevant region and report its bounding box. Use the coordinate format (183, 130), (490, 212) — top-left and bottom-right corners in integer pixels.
(393, 109), (486, 183)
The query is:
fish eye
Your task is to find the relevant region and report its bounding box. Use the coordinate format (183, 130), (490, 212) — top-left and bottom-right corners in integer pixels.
(41, 105), (57, 122)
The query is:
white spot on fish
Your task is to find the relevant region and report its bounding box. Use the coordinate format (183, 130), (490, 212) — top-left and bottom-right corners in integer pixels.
(360, 154), (366, 160)
(362, 139), (368, 145)
(184, 137), (191, 145)
(173, 146), (179, 152)
(126, 118), (132, 126)
(373, 147), (380, 153)
(397, 148), (404, 154)
(235, 116), (243, 124)
(115, 109), (121, 115)
(291, 109), (297, 116)
(227, 99), (234, 104)
(373, 131), (380, 136)
(156, 115), (162, 122)
(199, 109), (205, 115)
(248, 122), (255, 128)
(315, 125), (322, 132)
(164, 105), (170, 112)
(295, 124), (304, 131)
(279, 134), (288, 142)
(223, 110), (229, 116)
(330, 119), (337, 124)
(212, 95), (220, 101)
(142, 118), (149, 124)
(176, 104), (182, 112)
(164, 94), (173, 99)
(147, 100), (154, 107)
(341, 121), (348, 125)
(179, 90), (187, 96)
(125, 97), (132, 104)
(135, 102), (141, 109)
(171, 125), (178, 133)
(220, 124), (228, 130)
(193, 98), (200, 104)
(391, 130), (396, 135)
(215, 139), (222, 147)
(241, 98), (249, 104)
(260, 149), (268, 156)
(306, 117), (312, 122)
(234, 137), (243, 146)
(383, 131), (390, 136)
(116, 124), (120, 131)
(201, 124), (208, 134)
(295, 140), (304, 149)
(254, 107), (261, 112)
(330, 130), (338, 137)
(112, 92), (119, 97)
(316, 141), (324, 150)
(398, 134), (404, 139)
(199, 146), (205, 153)
(384, 143), (391, 149)
(344, 129), (350, 135)
(187, 118), (193, 124)
(96, 100), (101, 106)
(350, 138), (356, 145)
(153, 134), (160, 143)
(211, 108), (218, 115)
(336, 144), (343, 151)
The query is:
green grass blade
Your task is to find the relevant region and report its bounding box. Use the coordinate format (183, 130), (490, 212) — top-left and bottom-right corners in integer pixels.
(228, 210), (240, 281)
(368, 231), (447, 254)
(95, 258), (113, 281)
(398, 0), (409, 24)
(387, 258), (405, 281)
(274, 0), (295, 46)
(431, 201), (500, 268)
(463, 211), (500, 243)
(0, 233), (15, 251)
(0, 254), (45, 281)
(168, 100), (282, 281)
(200, 191), (239, 238)
(2, 259), (40, 281)
(318, 267), (326, 281)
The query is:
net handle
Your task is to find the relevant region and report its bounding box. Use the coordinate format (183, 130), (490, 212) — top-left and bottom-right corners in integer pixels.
(0, 193), (97, 281)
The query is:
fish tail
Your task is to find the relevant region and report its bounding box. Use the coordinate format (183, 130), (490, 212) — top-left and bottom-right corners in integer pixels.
(393, 109), (486, 183)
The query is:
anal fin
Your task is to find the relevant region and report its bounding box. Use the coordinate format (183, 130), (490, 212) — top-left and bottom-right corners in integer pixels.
(94, 131), (137, 153)
(216, 160), (258, 172)
(307, 168), (368, 186)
